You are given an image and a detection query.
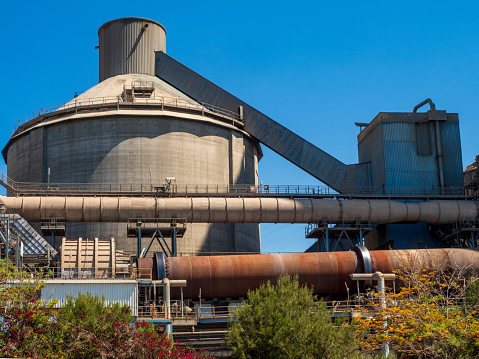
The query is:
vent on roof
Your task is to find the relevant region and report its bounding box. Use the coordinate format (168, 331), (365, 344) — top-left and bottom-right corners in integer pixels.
(122, 81), (155, 102)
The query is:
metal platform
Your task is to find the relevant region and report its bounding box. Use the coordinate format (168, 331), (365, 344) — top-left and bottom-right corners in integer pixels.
(305, 223), (374, 252)
(127, 218), (186, 238)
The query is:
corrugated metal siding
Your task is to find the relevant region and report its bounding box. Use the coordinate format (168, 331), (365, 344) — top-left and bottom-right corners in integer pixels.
(382, 123), (416, 142)
(359, 114), (463, 250)
(386, 171), (438, 189)
(41, 280), (138, 316)
(386, 223), (441, 250)
(383, 141), (437, 172)
(358, 125), (385, 189)
(358, 112), (459, 143)
(440, 122), (463, 187)
(415, 123), (432, 155)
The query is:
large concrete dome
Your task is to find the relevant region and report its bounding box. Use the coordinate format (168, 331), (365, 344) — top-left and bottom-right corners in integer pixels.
(4, 71), (262, 255)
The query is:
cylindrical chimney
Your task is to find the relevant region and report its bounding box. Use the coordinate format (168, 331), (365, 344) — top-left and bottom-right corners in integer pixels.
(98, 17), (166, 82)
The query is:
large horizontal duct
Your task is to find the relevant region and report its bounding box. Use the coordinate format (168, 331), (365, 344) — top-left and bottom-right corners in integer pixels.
(1, 196), (478, 224)
(152, 247), (479, 299)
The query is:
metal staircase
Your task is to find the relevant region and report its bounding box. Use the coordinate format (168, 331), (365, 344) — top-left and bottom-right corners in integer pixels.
(0, 172), (16, 194)
(0, 214), (57, 258)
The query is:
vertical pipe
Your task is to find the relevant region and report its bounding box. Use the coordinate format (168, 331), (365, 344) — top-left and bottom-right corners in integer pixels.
(356, 280), (360, 306)
(325, 227), (329, 252)
(181, 287), (184, 317)
(15, 236), (20, 269)
(435, 121), (445, 195)
(359, 227), (363, 246)
(5, 219), (9, 262)
(172, 228), (177, 257)
(138, 227), (142, 258)
(153, 283), (156, 310)
(164, 278), (172, 335)
(374, 272), (389, 358)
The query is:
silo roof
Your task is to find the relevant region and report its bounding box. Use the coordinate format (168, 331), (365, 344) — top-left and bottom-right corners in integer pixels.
(67, 73), (196, 105)
(98, 17), (166, 34)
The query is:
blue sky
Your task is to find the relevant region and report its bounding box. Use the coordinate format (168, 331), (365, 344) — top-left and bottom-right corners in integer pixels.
(1, 1), (478, 252)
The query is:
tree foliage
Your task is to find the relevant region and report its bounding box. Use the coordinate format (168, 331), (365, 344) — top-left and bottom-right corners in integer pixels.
(225, 274), (363, 359)
(0, 261), (214, 358)
(355, 257), (479, 359)
(0, 260), (62, 357)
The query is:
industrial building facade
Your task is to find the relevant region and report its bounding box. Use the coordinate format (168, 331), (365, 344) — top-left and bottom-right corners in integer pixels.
(1, 17), (478, 344)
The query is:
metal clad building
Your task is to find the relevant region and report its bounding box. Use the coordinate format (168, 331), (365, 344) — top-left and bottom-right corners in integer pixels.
(41, 279), (138, 316)
(358, 112), (463, 192)
(358, 111), (463, 249)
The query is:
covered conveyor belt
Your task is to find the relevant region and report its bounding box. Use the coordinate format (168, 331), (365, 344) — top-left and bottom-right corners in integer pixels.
(155, 52), (370, 193)
(1, 195), (478, 225)
(145, 247), (479, 299)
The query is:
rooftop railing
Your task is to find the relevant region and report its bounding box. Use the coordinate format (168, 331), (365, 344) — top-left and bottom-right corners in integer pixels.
(9, 95), (242, 138)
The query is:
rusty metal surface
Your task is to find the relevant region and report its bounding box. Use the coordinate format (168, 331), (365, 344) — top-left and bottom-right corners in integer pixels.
(165, 251), (358, 299)
(137, 257), (154, 280)
(370, 248), (479, 274)
(150, 248), (479, 299)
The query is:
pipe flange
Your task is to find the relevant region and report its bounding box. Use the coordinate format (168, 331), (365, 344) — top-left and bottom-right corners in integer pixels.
(156, 252), (167, 279)
(353, 245), (373, 274)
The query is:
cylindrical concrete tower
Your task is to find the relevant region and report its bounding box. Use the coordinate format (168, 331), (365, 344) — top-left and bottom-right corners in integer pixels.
(99, 17), (166, 82)
(3, 17), (262, 255)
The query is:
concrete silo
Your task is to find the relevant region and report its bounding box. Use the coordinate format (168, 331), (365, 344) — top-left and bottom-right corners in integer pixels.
(3, 17), (262, 255)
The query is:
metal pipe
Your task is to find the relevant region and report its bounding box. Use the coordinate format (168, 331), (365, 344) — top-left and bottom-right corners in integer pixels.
(165, 251), (359, 299)
(5, 219), (9, 262)
(435, 120), (445, 194)
(152, 247), (479, 299)
(1, 195), (478, 225)
(413, 98), (436, 113)
(163, 278), (172, 335)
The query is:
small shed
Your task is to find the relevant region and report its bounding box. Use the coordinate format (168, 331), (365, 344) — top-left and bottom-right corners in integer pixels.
(41, 279), (138, 316)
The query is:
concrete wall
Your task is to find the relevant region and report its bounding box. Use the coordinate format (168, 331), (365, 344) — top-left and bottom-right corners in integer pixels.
(99, 18), (167, 82)
(6, 113), (261, 254)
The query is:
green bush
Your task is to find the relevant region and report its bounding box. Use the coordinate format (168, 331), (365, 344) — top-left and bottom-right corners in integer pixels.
(225, 274), (363, 359)
(59, 292), (134, 328)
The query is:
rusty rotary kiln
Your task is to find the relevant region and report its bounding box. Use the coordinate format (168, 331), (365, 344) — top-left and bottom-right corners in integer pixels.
(138, 246), (479, 299)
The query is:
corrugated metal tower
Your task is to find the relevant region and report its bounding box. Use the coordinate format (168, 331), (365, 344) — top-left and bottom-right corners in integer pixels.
(358, 104), (464, 249)
(3, 17), (262, 255)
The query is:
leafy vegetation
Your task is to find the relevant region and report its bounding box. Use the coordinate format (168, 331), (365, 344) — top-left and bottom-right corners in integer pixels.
(225, 274), (363, 359)
(0, 260), (213, 358)
(355, 258), (479, 358)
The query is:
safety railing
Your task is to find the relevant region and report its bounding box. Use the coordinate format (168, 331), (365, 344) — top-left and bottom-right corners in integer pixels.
(131, 268), (153, 281)
(9, 95), (242, 138)
(137, 300), (197, 320)
(323, 298), (388, 316)
(26, 266), (133, 279)
(138, 304), (168, 320)
(137, 298), (396, 322)
(0, 178), (335, 197)
(0, 172), (469, 199)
